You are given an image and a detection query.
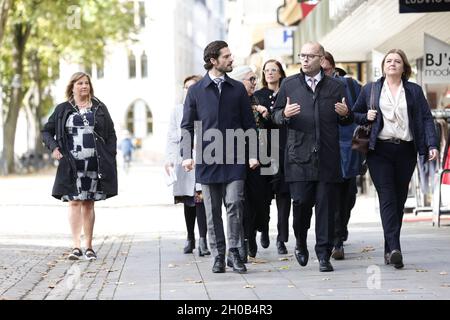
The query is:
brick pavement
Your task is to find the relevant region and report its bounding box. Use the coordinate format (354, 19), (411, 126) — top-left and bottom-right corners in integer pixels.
(1, 221), (450, 300)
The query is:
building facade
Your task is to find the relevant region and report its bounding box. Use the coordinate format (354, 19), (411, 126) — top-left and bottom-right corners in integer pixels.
(49, 0), (226, 163)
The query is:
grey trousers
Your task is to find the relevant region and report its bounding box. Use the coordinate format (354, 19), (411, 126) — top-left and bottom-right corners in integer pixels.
(202, 180), (245, 257)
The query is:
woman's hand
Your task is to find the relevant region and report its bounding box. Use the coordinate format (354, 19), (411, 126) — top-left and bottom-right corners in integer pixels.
(429, 149), (438, 161)
(255, 105), (269, 119)
(367, 110), (377, 121)
(52, 147), (63, 160)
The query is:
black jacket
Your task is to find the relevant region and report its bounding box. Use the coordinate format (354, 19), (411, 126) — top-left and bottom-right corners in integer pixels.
(41, 97), (118, 199)
(352, 77), (438, 158)
(180, 73), (256, 184)
(272, 70), (352, 183)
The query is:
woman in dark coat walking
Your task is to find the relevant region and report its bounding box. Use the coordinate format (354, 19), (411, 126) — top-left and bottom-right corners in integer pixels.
(253, 59), (289, 255)
(352, 49), (438, 268)
(42, 72), (118, 261)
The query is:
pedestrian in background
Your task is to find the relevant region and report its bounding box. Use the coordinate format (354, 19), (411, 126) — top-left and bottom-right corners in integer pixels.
(165, 75), (210, 257)
(119, 131), (134, 171)
(254, 59), (290, 255)
(272, 42), (352, 272)
(181, 40), (257, 274)
(352, 49), (438, 268)
(230, 65), (272, 261)
(322, 51), (363, 260)
(42, 72), (118, 261)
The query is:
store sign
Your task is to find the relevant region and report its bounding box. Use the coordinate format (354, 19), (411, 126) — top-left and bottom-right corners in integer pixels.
(399, 0), (450, 13)
(372, 50), (384, 81)
(423, 33), (450, 84)
(264, 27), (296, 57)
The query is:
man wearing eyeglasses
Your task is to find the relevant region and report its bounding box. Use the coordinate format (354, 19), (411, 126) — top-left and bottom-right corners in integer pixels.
(271, 42), (352, 272)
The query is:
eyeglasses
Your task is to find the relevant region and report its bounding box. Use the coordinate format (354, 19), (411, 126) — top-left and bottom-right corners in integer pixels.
(244, 76), (257, 84)
(298, 53), (322, 60)
(263, 68), (279, 74)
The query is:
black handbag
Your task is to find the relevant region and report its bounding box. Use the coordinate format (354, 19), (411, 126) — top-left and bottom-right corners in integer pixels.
(351, 83), (375, 154)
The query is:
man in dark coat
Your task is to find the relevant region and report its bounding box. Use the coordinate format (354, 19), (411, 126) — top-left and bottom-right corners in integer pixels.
(271, 42), (352, 272)
(322, 51), (363, 260)
(180, 40), (258, 274)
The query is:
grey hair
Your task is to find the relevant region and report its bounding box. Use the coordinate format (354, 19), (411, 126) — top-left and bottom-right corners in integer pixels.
(229, 65), (253, 81)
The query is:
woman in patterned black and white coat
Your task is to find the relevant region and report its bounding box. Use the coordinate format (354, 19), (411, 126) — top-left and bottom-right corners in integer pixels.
(42, 72), (117, 261)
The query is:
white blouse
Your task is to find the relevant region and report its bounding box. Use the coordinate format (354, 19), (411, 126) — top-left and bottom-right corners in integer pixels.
(378, 81), (412, 141)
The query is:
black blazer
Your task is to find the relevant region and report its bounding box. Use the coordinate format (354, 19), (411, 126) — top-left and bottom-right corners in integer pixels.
(180, 73), (256, 184)
(272, 70), (352, 183)
(41, 97), (118, 199)
(352, 77), (438, 159)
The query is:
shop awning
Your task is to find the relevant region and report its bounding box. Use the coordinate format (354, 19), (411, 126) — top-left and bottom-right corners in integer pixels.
(294, 0), (450, 62)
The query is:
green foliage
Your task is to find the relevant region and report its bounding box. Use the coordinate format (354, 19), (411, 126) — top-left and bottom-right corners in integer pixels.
(1, 0), (137, 110)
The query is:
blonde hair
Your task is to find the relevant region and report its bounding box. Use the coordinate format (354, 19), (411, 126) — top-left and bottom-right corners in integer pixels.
(65, 72), (94, 101)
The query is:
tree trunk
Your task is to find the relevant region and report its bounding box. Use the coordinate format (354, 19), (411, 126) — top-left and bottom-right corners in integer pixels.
(3, 22), (30, 174)
(28, 50), (44, 155)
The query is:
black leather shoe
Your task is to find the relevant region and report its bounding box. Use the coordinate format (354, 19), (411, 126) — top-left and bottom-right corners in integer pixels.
(294, 247), (309, 267)
(260, 230), (270, 249)
(248, 236), (257, 258)
(198, 237), (211, 257)
(183, 239), (195, 254)
(331, 245), (344, 260)
(276, 241), (288, 254)
(319, 259), (334, 272)
(227, 249), (247, 273)
(389, 250), (404, 269)
(212, 255), (225, 273)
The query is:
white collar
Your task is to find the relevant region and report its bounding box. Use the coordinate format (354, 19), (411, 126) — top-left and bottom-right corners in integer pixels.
(305, 72), (322, 84)
(208, 72), (225, 82)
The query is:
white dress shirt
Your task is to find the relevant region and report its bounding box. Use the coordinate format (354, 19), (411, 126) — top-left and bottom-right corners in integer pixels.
(305, 72), (322, 91)
(378, 81), (412, 141)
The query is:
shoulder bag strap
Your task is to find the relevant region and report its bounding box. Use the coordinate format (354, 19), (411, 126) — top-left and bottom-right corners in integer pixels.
(369, 82), (375, 111)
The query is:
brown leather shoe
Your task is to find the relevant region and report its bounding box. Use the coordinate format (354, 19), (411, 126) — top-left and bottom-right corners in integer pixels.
(331, 245), (344, 260)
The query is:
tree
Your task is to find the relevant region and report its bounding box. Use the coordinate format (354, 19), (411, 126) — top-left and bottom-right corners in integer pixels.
(0, 0), (136, 174)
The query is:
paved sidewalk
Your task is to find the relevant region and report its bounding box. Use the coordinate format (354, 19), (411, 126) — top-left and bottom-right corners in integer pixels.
(1, 221), (450, 300)
(1, 164), (450, 300)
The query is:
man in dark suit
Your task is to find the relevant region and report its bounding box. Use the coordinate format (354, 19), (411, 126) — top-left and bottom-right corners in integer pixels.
(272, 42), (352, 272)
(180, 40), (258, 274)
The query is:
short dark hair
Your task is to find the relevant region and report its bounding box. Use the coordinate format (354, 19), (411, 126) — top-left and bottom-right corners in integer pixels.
(323, 51), (336, 68)
(381, 49), (412, 80)
(261, 59), (286, 88)
(203, 40), (228, 70)
(183, 75), (202, 86)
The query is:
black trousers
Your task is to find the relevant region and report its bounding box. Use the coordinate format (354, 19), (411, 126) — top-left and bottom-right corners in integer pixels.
(367, 140), (416, 254)
(184, 202), (207, 239)
(243, 167), (271, 240)
(275, 192), (291, 242)
(334, 177), (357, 246)
(289, 181), (338, 260)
